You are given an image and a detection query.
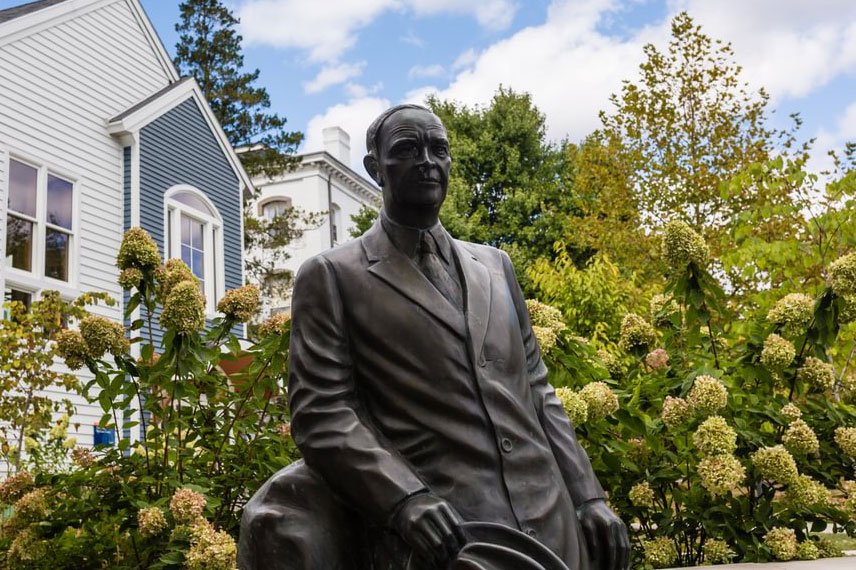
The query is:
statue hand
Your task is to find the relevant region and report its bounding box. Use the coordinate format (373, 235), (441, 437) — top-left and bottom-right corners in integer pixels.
(577, 499), (630, 570)
(392, 492), (466, 568)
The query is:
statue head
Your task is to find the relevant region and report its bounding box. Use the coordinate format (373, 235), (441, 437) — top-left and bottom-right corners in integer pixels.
(364, 104), (451, 227)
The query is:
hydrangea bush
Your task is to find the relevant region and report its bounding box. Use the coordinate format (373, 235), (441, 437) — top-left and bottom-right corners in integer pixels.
(0, 228), (298, 569)
(542, 222), (856, 568)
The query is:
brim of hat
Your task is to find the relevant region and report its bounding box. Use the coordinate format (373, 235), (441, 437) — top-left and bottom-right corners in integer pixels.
(454, 542), (548, 570)
(457, 522), (570, 570)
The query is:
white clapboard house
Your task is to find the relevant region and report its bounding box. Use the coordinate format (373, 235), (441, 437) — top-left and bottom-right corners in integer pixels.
(0, 0), (252, 452)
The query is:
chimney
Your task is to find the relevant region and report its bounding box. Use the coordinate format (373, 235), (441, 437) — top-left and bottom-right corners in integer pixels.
(322, 126), (351, 166)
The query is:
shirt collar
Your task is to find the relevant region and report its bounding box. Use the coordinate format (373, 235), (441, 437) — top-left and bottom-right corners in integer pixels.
(380, 209), (452, 263)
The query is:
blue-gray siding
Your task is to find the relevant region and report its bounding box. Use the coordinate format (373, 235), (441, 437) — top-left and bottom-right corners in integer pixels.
(136, 97), (244, 346)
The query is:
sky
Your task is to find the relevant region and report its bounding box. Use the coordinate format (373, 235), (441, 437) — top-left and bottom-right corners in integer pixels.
(5, 0), (856, 178)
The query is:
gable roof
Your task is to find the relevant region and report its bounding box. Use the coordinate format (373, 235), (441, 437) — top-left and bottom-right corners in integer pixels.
(108, 77), (254, 196)
(0, 0), (68, 24)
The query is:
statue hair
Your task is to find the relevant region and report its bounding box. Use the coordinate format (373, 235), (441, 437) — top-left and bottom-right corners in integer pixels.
(365, 104), (433, 158)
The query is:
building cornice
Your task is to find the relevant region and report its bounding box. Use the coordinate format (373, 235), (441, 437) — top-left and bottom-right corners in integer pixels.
(292, 151), (381, 207)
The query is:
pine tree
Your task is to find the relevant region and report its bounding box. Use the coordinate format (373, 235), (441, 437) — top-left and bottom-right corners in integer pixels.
(174, 0), (302, 179)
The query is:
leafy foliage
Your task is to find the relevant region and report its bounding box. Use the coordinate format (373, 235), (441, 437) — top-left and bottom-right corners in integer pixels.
(0, 230), (298, 568)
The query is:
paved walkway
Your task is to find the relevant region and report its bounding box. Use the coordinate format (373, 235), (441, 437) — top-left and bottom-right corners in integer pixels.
(665, 556), (854, 570)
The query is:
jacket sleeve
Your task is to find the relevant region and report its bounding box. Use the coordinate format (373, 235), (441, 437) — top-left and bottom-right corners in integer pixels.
(287, 254), (428, 523)
(499, 251), (606, 507)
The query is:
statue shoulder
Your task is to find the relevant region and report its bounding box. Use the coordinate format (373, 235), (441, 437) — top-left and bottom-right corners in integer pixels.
(454, 239), (510, 269)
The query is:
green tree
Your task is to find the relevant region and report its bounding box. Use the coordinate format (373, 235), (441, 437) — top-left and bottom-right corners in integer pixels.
(348, 204), (379, 238)
(427, 87), (582, 282)
(573, 12), (803, 282)
(174, 0), (302, 179)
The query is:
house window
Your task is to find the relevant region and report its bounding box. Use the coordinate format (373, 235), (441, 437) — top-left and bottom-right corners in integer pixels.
(331, 203), (341, 245)
(4, 158), (75, 282)
(260, 198), (292, 221)
(3, 286), (32, 321)
(165, 187), (224, 313)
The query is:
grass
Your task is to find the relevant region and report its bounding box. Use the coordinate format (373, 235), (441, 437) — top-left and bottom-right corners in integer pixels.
(812, 532), (856, 551)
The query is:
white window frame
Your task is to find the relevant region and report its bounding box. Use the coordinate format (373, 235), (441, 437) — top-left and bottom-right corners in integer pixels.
(2, 151), (80, 296)
(258, 196), (292, 220)
(331, 202), (341, 245)
(163, 185), (225, 315)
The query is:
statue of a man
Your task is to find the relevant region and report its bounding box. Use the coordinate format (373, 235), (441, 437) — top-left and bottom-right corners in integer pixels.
(240, 105), (629, 570)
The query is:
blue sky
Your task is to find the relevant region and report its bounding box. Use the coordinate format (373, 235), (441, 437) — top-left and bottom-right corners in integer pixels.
(4, 0), (856, 175)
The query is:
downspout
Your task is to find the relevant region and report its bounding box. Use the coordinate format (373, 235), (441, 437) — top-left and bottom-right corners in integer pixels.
(327, 169), (334, 247)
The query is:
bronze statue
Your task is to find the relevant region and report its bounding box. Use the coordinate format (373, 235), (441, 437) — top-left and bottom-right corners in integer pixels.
(239, 105), (630, 570)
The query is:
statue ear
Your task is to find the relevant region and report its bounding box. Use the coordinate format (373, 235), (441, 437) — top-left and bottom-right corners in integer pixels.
(364, 155), (383, 186)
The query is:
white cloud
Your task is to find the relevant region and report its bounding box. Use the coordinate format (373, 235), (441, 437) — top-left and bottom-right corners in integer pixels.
(408, 64), (445, 80)
(452, 48), (478, 71)
(400, 30), (425, 48)
(403, 85), (440, 105)
(406, 0), (518, 31)
(809, 101), (856, 175)
(345, 81), (384, 99)
(239, 0), (395, 62)
(303, 61), (366, 94)
(671, 0), (856, 101)
(303, 96), (392, 176)
(239, 0), (517, 63)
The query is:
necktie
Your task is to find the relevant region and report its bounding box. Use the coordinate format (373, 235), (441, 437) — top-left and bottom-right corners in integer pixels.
(419, 232), (463, 311)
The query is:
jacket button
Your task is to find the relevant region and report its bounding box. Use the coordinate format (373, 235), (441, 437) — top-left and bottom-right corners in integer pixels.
(500, 438), (513, 453)
(525, 528), (537, 538)
(478, 356), (487, 367)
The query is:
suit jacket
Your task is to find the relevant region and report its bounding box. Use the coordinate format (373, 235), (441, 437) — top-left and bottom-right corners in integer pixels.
(287, 221), (605, 568)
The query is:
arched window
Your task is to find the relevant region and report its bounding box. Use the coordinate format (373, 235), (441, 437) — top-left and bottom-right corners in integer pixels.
(164, 186), (224, 313)
(260, 198), (292, 221)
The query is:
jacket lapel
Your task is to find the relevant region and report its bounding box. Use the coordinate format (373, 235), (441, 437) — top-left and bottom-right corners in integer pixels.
(362, 223), (467, 339)
(454, 241), (491, 360)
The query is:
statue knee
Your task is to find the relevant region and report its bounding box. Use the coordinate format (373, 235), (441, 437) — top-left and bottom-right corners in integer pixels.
(238, 459), (363, 570)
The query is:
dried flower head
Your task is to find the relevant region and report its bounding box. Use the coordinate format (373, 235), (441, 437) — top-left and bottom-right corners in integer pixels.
(526, 299), (566, 333)
(693, 416), (737, 456)
(703, 539), (733, 564)
(839, 295), (856, 324)
(15, 488), (49, 523)
(160, 281), (206, 334)
(829, 251), (856, 297)
(843, 495), (856, 522)
(258, 312), (290, 338)
(780, 403), (802, 424)
(79, 315), (128, 358)
(697, 454), (745, 497)
(71, 446), (95, 468)
(533, 326), (559, 353)
(155, 258), (198, 299)
(118, 267), (144, 291)
(137, 506), (168, 538)
(760, 334), (795, 371)
(0, 471), (34, 505)
(662, 220), (709, 269)
(618, 313), (657, 353)
(797, 357), (835, 392)
(629, 481), (655, 508)
(643, 537), (678, 568)
(645, 349), (670, 371)
(786, 475), (829, 509)
(627, 437), (650, 465)
(662, 396), (692, 429)
(764, 527), (797, 561)
(650, 293), (680, 327)
(277, 422), (291, 440)
(796, 541), (820, 561)
(169, 488), (207, 525)
(782, 419), (819, 455)
(117, 227), (161, 271)
(554, 387), (588, 426)
(767, 293), (814, 337)
(55, 329), (89, 370)
(596, 349), (625, 380)
(185, 522), (238, 570)
(687, 375), (728, 416)
(7, 527), (49, 566)
(578, 382), (619, 421)
(218, 284), (260, 322)
(815, 537), (843, 558)
(752, 445), (799, 485)
(834, 426), (856, 457)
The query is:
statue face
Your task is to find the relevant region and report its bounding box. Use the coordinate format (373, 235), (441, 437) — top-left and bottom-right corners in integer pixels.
(375, 108), (451, 212)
